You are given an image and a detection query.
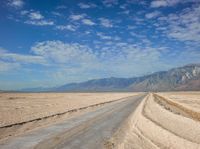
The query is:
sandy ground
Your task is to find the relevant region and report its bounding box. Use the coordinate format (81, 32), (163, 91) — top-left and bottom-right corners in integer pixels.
(108, 92), (200, 149)
(0, 94), (144, 149)
(159, 92), (200, 112)
(0, 92), (137, 140)
(1, 92), (200, 149)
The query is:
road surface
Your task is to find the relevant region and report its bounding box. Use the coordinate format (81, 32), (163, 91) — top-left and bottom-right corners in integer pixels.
(0, 93), (146, 149)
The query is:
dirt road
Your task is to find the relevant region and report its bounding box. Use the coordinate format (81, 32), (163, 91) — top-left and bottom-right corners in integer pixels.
(0, 93), (145, 149)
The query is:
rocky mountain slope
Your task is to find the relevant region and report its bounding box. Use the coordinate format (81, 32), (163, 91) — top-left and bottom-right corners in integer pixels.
(21, 64), (200, 92)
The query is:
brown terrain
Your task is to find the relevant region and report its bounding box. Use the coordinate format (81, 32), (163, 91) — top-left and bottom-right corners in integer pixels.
(0, 92), (200, 149)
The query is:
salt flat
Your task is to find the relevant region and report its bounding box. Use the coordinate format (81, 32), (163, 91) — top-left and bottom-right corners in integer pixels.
(0, 92), (138, 140)
(1, 92), (200, 149)
(108, 92), (200, 149)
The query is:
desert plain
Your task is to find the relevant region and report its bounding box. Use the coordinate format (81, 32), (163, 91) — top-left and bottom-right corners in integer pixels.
(0, 92), (200, 149)
(0, 92), (137, 140)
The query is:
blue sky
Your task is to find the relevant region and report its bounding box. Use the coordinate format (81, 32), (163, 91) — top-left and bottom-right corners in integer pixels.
(0, 0), (200, 90)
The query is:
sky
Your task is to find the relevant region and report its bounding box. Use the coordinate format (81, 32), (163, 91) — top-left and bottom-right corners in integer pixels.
(0, 0), (200, 90)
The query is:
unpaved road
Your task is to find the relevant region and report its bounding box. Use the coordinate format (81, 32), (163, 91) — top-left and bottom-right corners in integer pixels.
(0, 93), (145, 149)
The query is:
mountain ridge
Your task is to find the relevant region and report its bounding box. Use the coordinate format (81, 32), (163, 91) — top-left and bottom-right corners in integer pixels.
(20, 63), (200, 92)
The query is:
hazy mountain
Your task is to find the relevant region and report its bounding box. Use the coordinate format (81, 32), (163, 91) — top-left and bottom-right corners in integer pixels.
(21, 64), (200, 92)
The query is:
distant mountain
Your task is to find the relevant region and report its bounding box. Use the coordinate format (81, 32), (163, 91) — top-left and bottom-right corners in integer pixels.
(129, 64), (200, 91)
(19, 87), (51, 92)
(21, 64), (200, 92)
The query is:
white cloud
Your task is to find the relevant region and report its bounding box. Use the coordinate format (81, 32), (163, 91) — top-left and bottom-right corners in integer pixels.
(78, 3), (96, 9)
(69, 13), (96, 26)
(29, 12), (44, 20)
(52, 11), (62, 17)
(8, 0), (24, 8)
(145, 11), (161, 19)
(157, 5), (200, 43)
(93, 44), (167, 77)
(31, 41), (96, 64)
(99, 18), (113, 28)
(102, 0), (118, 7)
(119, 4), (128, 9)
(25, 20), (54, 26)
(69, 14), (85, 21)
(1, 39), (200, 89)
(21, 10), (54, 26)
(150, 0), (191, 8)
(69, 14), (96, 26)
(56, 25), (77, 31)
(119, 10), (130, 15)
(150, 0), (168, 8)
(82, 19), (95, 26)
(0, 48), (46, 64)
(0, 41), (164, 76)
(97, 32), (112, 40)
(0, 60), (20, 72)
(0, 41), (98, 73)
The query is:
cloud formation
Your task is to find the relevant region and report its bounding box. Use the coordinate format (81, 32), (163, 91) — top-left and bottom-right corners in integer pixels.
(69, 14), (96, 26)
(99, 18), (113, 27)
(31, 41), (96, 64)
(78, 3), (97, 9)
(8, 0), (24, 8)
(97, 32), (112, 40)
(69, 14), (86, 21)
(150, 0), (181, 8)
(145, 11), (161, 19)
(102, 0), (118, 7)
(0, 48), (46, 65)
(29, 11), (44, 20)
(82, 19), (96, 26)
(156, 5), (200, 43)
(21, 10), (54, 26)
(1, 0), (200, 89)
(56, 25), (77, 31)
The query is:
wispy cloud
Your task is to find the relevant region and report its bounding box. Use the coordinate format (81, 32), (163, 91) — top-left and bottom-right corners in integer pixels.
(56, 24), (77, 31)
(145, 11), (161, 19)
(102, 0), (118, 7)
(1, 39), (199, 88)
(69, 14), (86, 21)
(82, 19), (95, 26)
(30, 40), (167, 78)
(31, 41), (97, 66)
(99, 18), (113, 28)
(69, 14), (95, 26)
(0, 41), (97, 72)
(78, 3), (96, 9)
(156, 4), (200, 43)
(0, 60), (20, 72)
(150, 0), (168, 8)
(7, 0), (24, 9)
(150, 0), (185, 8)
(29, 11), (44, 20)
(2, 0), (200, 89)
(0, 48), (46, 65)
(21, 10), (54, 26)
(97, 32), (112, 40)
(25, 20), (54, 26)
(51, 11), (63, 17)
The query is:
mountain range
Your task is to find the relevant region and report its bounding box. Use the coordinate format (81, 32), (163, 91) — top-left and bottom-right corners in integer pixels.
(21, 64), (200, 92)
